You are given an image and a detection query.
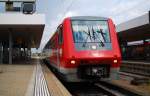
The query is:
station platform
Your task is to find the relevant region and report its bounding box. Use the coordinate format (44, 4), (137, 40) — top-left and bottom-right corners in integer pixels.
(120, 60), (150, 77)
(122, 60), (150, 65)
(116, 60), (150, 96)
(0, 58), (71, 96)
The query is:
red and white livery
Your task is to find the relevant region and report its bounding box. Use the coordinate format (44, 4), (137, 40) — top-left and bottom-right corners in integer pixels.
(43, 16), (121, 82)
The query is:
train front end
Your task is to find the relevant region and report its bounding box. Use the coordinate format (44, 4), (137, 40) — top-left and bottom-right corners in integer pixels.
(61, 16), (121, 82)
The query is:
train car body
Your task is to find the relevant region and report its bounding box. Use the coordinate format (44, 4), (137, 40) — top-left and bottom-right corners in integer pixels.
(44, 16), (121, 82)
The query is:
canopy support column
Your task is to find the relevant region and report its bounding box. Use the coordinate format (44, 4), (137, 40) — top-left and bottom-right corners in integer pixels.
(9, 30), (12, 64)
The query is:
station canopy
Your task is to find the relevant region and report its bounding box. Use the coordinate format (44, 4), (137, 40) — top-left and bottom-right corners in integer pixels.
(117, 12), (150, 42)
(0, 13), (45, 48)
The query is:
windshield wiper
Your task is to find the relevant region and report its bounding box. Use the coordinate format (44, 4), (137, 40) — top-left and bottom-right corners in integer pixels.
(92, 26), (105, 47)
(82, 26), (105, 47)
(97, 27), (106, 42)
(91, 27), (96, 41)
(82, 26), (92, 47)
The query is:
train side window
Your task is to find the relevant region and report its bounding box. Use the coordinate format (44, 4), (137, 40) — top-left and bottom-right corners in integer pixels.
(58, 25), (63, 44)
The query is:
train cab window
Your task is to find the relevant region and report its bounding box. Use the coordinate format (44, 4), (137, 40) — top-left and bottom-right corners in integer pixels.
(58, 25), (63, 44)
(72, 20), (111, 43)
(71, 20), (112, 50)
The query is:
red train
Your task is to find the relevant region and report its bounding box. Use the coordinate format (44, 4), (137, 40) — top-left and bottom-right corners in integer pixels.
(43, 16), (121, 82)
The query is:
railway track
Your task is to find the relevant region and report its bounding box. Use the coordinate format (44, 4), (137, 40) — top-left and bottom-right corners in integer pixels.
(95, 81), (142, 96)
(43, 60), (143, 96)
(62, 81), (142, 96)
(63, 82), (115, 96)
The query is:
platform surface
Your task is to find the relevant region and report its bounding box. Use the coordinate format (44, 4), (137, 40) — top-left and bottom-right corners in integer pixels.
(42, 63), (71, 96)
(0, 59), (71, 96)
(0, 63), (35, 96)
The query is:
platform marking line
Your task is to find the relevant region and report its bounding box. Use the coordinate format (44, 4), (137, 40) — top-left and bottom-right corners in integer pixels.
(34, 63), (50, 96)
(25, 65), (36, 96)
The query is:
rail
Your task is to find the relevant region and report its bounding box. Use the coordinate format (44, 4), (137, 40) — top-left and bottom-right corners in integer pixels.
(95, 81), (142, 96)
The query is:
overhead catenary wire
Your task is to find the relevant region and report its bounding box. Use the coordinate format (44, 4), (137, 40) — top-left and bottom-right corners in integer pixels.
(41, 0), (77, 50)
(57, 0), (77, 23)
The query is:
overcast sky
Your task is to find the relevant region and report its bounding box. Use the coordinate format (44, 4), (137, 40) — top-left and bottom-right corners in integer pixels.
(1, 0), (150, 53)
(35, 0), (150, 52)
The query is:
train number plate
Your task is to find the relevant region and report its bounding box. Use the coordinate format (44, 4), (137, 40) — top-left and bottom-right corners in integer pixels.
(85, 66), (109, 77)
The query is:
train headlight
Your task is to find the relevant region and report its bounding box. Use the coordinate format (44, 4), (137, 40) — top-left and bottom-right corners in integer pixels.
(113, 59), (118, 63)
(70, 60), (76, 64)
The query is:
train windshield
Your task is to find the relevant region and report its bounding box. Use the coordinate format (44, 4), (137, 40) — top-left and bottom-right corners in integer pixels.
(72, 20), (111, 43)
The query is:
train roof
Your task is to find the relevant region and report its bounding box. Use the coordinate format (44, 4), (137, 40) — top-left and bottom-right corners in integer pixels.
(70, 16), (108, 20)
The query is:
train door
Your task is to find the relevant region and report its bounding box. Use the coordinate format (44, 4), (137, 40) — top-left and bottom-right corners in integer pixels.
(57, 25), (63, 69)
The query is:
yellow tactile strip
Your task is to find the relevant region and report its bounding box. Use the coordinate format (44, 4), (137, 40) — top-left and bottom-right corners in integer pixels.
(0, 64), (34, 96)
(42, 64), (72, 96)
